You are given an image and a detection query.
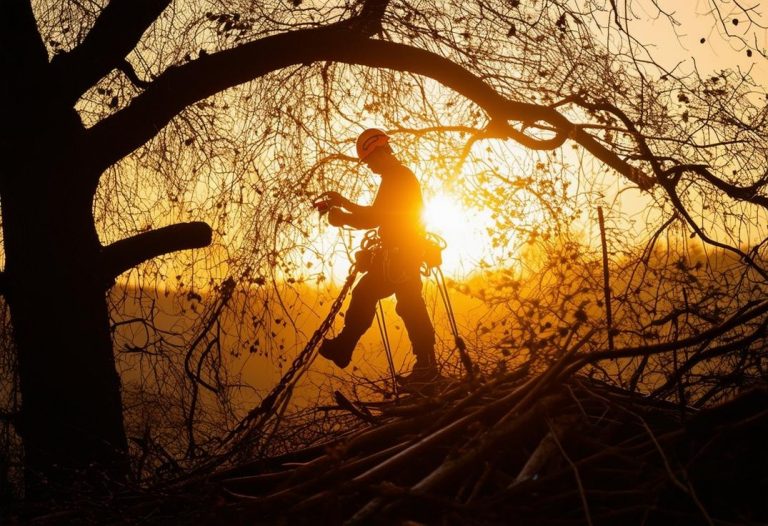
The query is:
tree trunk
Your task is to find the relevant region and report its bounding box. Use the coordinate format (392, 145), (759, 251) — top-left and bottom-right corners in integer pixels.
(11, 286), (127, 496)
(2, 137), (128, 497)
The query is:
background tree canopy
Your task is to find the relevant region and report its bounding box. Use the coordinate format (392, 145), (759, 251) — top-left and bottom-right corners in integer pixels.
(2, 0), (768, 513)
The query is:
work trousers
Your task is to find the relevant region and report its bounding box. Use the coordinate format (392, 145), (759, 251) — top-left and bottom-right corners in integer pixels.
(339, 251), (436, 361)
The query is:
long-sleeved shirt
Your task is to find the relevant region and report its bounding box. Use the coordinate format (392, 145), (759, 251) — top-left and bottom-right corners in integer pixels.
(344, 162), (426, 252)
(372, 163), (426, 250)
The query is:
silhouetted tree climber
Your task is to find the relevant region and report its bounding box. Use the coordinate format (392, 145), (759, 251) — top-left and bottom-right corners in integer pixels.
(317, 129), (438, 383)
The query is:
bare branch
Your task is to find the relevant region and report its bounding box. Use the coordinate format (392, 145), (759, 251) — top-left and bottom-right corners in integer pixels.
(87, 32), (653, 190)
(650, 319), (768, 398)
(101, 221), (212, 282)
(572, 299), (768, 371)
(117, 59), (150, 89)
(49, 0), (171, 105)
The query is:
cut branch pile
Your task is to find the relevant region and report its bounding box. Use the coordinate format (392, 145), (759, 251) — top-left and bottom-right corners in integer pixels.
(208, 371), (768, 525)
(16, 364), (768, 525)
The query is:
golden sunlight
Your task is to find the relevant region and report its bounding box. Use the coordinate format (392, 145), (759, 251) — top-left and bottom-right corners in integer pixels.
(423, 192), (497, 277)
(312, 191), (501, 283)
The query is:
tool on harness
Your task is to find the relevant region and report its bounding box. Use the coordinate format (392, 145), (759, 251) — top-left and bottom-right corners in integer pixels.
(354, 229), (382, 273)
(312, 195), (335, 216)
(422, 232), (447, 275)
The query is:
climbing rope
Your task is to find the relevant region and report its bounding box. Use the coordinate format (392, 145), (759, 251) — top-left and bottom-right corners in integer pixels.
(433, 265), (475, 379)
(419, 232), (474, 379)
(222, 263), (360, 447)
(223, 230), (473, 450)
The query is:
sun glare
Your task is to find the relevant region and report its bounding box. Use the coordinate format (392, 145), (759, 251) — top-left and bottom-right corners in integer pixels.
(423, 193), (495, 277)
(311, 192), (499, 284)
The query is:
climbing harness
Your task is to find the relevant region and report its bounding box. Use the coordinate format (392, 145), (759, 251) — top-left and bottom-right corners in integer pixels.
(421, 232), (447, 275)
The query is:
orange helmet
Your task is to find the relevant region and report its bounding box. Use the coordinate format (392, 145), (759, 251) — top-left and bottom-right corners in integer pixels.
(356, 128), (390, 161)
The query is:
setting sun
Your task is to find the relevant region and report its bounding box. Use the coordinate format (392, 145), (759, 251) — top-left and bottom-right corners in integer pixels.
(423, 192), (497, 277)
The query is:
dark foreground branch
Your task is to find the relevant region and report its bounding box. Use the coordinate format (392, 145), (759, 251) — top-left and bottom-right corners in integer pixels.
(101, 221), (212, 283)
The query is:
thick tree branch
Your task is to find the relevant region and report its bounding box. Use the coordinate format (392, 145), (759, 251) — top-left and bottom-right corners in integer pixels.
(50, 0), (171, 106)
(101, 221), (212, 282)
(665, 164), (768, 209)
(87, 22), (653, 190)
(567, 96), (661, 179)
(0, 1), (50, 97)
(117, 59), (150, 89)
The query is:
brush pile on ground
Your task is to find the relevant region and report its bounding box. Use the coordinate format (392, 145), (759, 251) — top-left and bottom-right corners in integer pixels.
(209, 367), (768, 525)
(14, 364), (768, 525)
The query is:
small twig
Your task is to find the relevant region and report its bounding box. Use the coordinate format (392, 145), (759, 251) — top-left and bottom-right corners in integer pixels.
(545, 415), (593, 526)
(466, 461), (493, 503)
(257, 383), (295, 456)
(334, 390), (379, 424)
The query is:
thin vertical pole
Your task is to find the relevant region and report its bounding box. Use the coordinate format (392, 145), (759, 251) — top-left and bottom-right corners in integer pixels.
(376, 301), (399, 399)
(598, 207), (615, 353)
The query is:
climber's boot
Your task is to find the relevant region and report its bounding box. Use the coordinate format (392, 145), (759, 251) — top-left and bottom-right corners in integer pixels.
(319, 336), (355, 369)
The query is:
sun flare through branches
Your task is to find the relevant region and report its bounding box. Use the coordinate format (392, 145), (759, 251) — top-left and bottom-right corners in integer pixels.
(423, 192), (498, 277)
